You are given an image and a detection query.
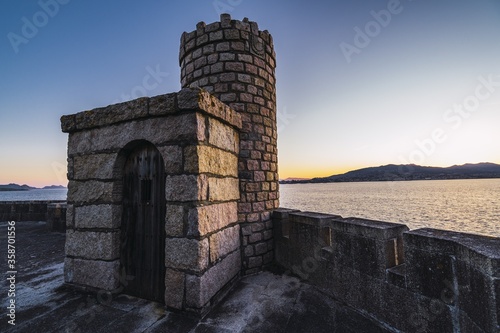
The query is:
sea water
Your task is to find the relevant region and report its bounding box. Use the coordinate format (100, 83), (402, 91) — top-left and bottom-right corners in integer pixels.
(2, 180), (498, 237)
(0, 189), (67, 202)
(280, 178), (500, 237)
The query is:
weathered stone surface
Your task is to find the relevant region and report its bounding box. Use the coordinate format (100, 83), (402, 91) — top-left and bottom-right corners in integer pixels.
(67, 114), (202, 156)
(208, 177), (239, 202)
(67, 181), (115, 204)
(248, 256), (262, 268)
(405, 228), (500, 277)
(74, 204), (121, 229)
(64, 258), (120, 290)
(209, 225), (240, 263)
(459, 312), (489, 333)
(165, 204), (185, 237)
(335, 232), (381, 277)
(194, 113), (207, 142)
(208, 118), (239, 153)
(61, 114), (76, 132)
(177, 88), (241, 129)
(73, 98), (149, 131)
(496, 278), (500, 329)
(165, 238), (209, 272)
(165, 269), (185, 309)
(46, 203), (67, 232)
(66, 204), (74, 228)
(67, 156), (74, 180)
(289, 211), (340, 227)
(73, 153), (118, 180)
(65, 230), (120, 260)
(157, 145), (183, 174)
(330, 217), (409, 240)
(185, 250), (241, 308)
(255, 242), (268, 255)
(187, 202), (238, 237)
(184, 145), (238, 177)
(455, 259), (495, 332)
(405, 247), (454, 300)
(149, 93), (177, 116)
(165, 174), (208, 202)
(177, 88), (202, 110)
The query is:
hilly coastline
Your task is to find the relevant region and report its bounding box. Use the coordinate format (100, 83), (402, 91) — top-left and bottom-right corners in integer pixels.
(280, 163), (500, 184)
(0, 184), (67, 191)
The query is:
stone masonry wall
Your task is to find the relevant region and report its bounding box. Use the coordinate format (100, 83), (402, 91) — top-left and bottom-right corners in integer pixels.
(0, 201), (65, 222)
(180, 14), (278, 274)
(62, 88), (242, 316)
(274, 209), (500, 333)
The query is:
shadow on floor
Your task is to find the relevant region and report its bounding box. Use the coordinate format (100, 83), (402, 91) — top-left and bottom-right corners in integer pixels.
(0, 221), (387, 333)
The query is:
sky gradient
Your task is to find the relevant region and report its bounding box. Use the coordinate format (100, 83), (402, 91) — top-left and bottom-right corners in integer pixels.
(1, 0), (500, 186)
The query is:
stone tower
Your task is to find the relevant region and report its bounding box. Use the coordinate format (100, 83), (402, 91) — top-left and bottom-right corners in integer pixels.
(180, 14), (278, 274)
(62, 15), (278, 316)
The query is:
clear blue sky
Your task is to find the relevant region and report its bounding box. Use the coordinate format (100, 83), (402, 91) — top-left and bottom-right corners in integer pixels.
(1, 0), (500, 186)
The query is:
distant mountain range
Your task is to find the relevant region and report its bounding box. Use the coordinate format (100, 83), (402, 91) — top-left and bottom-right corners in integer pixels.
(280, 163), (500, 184)
(0, 183), (67, 191)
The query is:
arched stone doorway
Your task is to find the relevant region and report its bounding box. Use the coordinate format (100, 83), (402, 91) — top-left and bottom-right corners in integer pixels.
(62, 87), (242, 315)
(120, 141), (166, 303)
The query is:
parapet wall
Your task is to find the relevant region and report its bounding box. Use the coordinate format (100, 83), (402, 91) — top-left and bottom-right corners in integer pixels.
(0, 201), (67, 232)
(0, 201), (65, 221)
(273, 209), (500, 333)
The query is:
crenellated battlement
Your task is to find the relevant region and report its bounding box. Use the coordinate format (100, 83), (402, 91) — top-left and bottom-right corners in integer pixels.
(273, 208), (500, 332)
(179, 14), (275, 69)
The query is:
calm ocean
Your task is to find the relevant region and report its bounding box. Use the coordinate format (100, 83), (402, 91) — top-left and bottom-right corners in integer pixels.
(280, 178), (500, 238)
(1, 181), (498, 237)
(0, 189), (67, 202)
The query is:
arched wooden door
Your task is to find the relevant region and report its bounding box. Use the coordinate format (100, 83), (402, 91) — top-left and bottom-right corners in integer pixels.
(121, 143), (166, 303)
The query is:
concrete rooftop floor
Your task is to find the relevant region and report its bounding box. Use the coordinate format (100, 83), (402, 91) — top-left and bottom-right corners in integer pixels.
(0, 221), (386, 333)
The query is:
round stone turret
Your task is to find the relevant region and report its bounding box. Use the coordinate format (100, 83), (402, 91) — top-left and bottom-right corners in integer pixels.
(180, 14), (278, 274)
